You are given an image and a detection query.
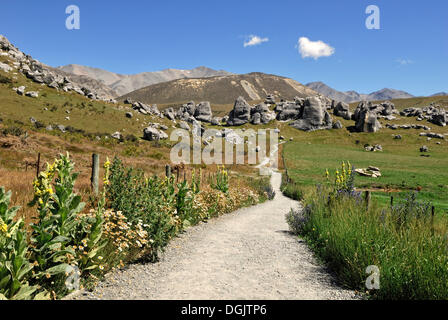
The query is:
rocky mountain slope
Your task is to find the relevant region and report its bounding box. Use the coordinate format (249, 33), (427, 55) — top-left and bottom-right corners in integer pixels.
(0, 35), (117, 100)
(58, 64), (234, 97)
(120, 72), (318, 105)
(306, 81), (414, 103)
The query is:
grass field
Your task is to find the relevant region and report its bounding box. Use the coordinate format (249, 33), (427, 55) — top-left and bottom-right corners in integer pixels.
(280, 97), (448, 211)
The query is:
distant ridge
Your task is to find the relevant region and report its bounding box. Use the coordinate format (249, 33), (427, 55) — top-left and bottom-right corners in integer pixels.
(431, 92), (448, 97)
(306, 81), (414, 103)
(58, 64), (234, 96)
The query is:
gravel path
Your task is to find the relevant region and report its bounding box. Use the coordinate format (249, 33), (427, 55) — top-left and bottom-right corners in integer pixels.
(70, 171), (357, 300)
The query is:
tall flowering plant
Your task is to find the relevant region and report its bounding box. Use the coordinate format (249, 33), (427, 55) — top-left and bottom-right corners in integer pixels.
(0, 188), (44, 300)
(212, 165), (229, 194)
(28, 153), (105, 298)
(325, 161), (357, 199)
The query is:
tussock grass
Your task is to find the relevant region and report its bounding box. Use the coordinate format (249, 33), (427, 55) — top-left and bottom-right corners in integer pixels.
(293, 186), (448, 300)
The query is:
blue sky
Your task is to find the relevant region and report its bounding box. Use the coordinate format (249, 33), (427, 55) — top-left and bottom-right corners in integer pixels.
(1, 0), (446, 96)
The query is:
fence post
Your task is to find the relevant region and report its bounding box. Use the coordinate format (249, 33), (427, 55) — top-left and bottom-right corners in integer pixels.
(365, 191), (371, 210)
(91, 154), (99, 195)
(390, 196), (394, 208)
(36, 153), (41, 178)
(431, 206), (435, 236)
(165, 164), (171, 178)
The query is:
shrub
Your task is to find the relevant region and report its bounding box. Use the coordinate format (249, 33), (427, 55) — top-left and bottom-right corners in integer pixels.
(0, 188), (45, 300)
(106, 157), (178, 261)
(281, 182), (304, 201)
(246, 176), (274, 201)
(28, 153), (105, 298)
(212, 166), (229, 193)
(34, 121), (45, 129)
(285, 205), (311, 235)
(0, 74), (11, 84)
(2, 126), (25, 137)
(390, 192), (432, 229)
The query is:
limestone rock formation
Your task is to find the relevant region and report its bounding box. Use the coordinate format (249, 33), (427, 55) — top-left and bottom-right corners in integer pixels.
(289, 96), (333, 132)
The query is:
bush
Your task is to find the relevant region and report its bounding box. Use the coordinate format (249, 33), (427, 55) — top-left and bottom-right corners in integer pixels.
(212, 166), (229, 193)
(28, 153), (105, 298)
(2, 126), (25, 137)
(106, 158), (178, 261)
(285, 205), (310, 235)
(0, 188), (44, 300)
(0, 74), (11, 84)
(281, 182), (304, 201)
(246, 176), (274, 201)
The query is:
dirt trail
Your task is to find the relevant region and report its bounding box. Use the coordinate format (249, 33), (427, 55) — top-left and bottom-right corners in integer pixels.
(71, 170), (357, 300)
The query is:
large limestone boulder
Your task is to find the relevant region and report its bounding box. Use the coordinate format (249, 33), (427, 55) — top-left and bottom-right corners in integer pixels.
(194, 101), (213, 122)
(380, 101), (396, 116)
(164, 108), (176, 121)
(227, 96), (251, 126)
(289, 96), (333, 132)
(354, 102), (382, 133)
(251, 103), (275, 124)
(429, 109), (446, 127)
(276, 101), (302, 121)
(333, 101), (352, 120)
(143, 127), (168, 141)
(185, 101), (196, 116)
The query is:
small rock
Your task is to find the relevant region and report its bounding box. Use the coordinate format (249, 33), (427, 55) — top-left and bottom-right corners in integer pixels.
(16, 86), (25, 95)
(112, 132), (122, 140)
(25, 91), (38, 98)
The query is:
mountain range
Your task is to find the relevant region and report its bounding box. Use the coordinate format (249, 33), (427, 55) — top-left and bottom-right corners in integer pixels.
(57, 64), (233, 97)
(56, 65), (446, 103)
(305, 81), (415, 103)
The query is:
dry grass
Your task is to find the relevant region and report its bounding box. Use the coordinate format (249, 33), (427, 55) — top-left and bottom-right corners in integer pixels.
(0, 123), (265, 225)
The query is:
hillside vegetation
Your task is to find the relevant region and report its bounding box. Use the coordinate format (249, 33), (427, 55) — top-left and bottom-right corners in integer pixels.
(120, 72), (317, 105)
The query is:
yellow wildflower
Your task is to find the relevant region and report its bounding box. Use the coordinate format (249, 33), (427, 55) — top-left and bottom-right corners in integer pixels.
(0, 223), (7, 233)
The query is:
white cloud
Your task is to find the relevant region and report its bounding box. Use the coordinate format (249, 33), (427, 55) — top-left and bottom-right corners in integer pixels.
(396, 58), (414, 65)
(244, 35), (269, 47)
(297, 37), (335, 60)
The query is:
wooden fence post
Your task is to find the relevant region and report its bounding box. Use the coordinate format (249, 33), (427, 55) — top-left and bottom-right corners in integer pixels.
(91, 154), (99, 195)
(165, 164), (171, 178)
(365, 191), (371, 210)
(390, 196), (394, 208)
(431, 206), (435, 236)
(36, 153), (41, 178)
